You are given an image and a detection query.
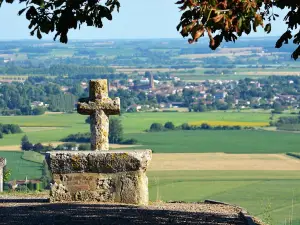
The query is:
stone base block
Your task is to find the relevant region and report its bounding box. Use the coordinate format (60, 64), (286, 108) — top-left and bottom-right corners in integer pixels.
(46, 150), (152, 205)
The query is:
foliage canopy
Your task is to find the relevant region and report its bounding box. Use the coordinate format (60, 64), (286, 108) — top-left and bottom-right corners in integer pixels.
(176, 0), (300, 59)
(1, 0), (300, 59)
(0, 0), (120, 43)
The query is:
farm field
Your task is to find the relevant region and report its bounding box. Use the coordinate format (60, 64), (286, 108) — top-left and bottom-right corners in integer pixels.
(1, 150), (299, 225)
(0, 151), (43, 180)
(0, 111), (275, 147)
(149, 153), (300, 171)
(121, 111), (274, 134)
(148, 170), (300, 225)
(125, 130), (300, 154)
(173, 67), (300, 81)
(0, 111), (296, 153)
(0, 113), (89, 146)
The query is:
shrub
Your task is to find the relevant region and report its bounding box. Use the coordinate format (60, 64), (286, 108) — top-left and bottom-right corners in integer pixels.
(201, 123), (211, 130)
(21, 135), (33, 151)
(121, 138), (138, 145)
(181, 123), (191, 130)
(164, 122), (175, 130)
(61, 133), (90, 143)
(0, 124), (22, 134)
(55, 143), (77, 150)
(33, 143), (45, 152)
(32, 107), (46, 115)
(150, 123), (164, 132)
(78, 144), (90, 150)
(0, 132), (3, 139)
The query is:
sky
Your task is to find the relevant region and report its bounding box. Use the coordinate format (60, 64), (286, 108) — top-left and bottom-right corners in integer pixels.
(0, 0), (288, 40)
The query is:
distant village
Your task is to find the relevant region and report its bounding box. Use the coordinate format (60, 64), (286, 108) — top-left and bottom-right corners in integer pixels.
(105, 73), (300, 113)
(1, 71), (299, 114)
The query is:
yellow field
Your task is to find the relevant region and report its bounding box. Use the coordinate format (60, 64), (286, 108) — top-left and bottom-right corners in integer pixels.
(149, 153), (300, 171)
(189, 121), (269, 127)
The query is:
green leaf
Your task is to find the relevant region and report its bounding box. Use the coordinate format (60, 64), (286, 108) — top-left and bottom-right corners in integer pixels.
(238, 18), (243, 29)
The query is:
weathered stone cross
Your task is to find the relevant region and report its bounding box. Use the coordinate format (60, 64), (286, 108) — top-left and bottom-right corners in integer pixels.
(77, 80), (120, 150)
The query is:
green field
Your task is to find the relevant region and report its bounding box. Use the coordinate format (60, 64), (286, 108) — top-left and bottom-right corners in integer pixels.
(0, 112), (297, 154)
(125, 130), (300, 153)
(277, 123), (300, 131)
(0, 113), (89, 146)
(22, 151), (45, 164)
(1, 111), (300, 224)
(148, 170), (300, 225)
(0, 151), (43, 180)
(0, 111), (275, 146)
(1, 151), (299, 225)
(122, 111), (274, 133)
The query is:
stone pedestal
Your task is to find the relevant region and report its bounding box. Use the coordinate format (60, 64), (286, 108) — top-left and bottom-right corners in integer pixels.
(46, 150), (152, 205)
(0, 157), (6, 192)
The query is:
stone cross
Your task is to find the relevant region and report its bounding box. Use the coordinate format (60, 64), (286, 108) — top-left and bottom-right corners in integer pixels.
(77, 80), (120, 150)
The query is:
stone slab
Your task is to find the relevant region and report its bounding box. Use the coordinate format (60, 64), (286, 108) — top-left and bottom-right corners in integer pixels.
(46, 150), (152, 174)
(46, 150), (152, 205)
(50, 171), (148, 205)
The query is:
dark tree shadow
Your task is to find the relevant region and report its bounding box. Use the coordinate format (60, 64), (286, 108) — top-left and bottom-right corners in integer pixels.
(0, 200), (246, 225)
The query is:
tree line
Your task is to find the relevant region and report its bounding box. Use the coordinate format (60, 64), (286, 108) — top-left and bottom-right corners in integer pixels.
(0, 124), (22, 139)
(62, 117), (137, 145)
(270, 115), (300, 131)
(0, 79), (76, 115)
(147, 122), (254, 132)
(0, 64), (115, 76)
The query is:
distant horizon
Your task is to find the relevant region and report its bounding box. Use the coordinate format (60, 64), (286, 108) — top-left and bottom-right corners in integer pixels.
(0, 35), (284, 42)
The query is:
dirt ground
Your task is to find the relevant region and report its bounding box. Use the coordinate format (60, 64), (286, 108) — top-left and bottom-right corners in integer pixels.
(149, 153), (300, 171)
(0, 198), (254, 225)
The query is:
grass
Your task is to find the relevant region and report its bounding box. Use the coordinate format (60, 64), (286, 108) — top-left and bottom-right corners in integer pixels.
(125, 130), (300, 154)
(0, 111), (275, 146)
(21, 151), (45, 164)
(0, 113), (89, 146)
(148, 170), (300, 225)
(189, 120), (269, 127)
(0, 151), (43, 180)
(277, 123), (300, 131)
(121, 111), (274, 133)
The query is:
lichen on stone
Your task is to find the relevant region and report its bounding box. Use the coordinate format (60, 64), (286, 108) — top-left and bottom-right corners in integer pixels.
(71, 155), (81, 170)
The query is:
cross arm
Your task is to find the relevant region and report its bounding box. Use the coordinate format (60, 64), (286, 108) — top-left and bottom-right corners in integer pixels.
(77, 100), (96, 115)
(97, 97), (121, 115)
